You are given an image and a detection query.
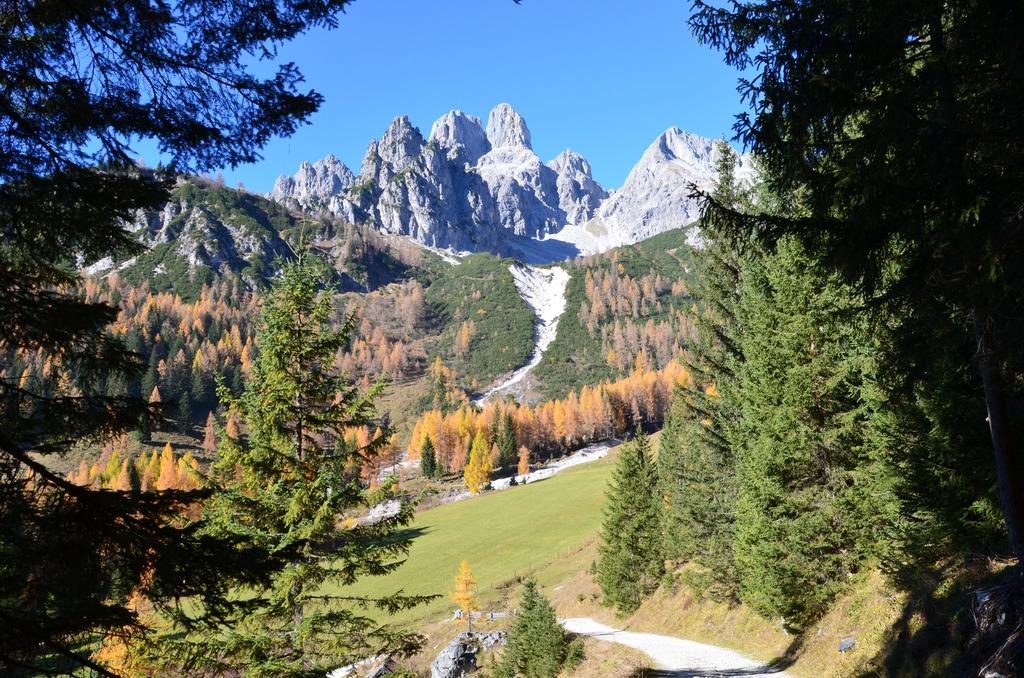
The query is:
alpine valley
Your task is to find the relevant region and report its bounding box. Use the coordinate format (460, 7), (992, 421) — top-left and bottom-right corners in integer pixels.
(14, 2), (1022, 674)
(76, 103), (739, 446)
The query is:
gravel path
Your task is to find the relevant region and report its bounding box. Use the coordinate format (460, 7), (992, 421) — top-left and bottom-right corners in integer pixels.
(561, 617), (791, 677)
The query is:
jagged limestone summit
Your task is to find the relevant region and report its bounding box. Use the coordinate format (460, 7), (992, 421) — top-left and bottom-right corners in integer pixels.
(269, 103), (753, 260)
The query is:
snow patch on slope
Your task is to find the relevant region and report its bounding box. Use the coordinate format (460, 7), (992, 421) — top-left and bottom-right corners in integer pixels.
(490, 439), (613, 490)
(474, 263), (569, 404)
(440, 439), (615, 505)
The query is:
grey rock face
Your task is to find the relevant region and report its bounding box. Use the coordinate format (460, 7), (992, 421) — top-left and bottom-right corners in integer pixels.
(548, 149), (608, 225)
(269, 154), (354, 210)
(593, 127), (755, 247)
(430, 110), (491, 165)
(475, 103), (583, 238)
(322, 117), (502, 253)
(267, 104), (747, 258)
(486, 102), (532, 149)
(430, 632), (506, 678)
(476, 144), (564, 237)
(125, 179), (293, 288)
(377, 115), (425, 171)
(269, 104), (603, 252)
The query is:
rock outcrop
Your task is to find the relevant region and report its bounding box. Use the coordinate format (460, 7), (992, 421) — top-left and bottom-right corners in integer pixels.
(476, 105), (564, 238)
(430, 632), (507, 678)
(430, 110), (490, 165)
(269, 154), (355, 211)
(332, 115), (506, 253)
(103, 179), (296, 290)
(548, 149), (608, 226)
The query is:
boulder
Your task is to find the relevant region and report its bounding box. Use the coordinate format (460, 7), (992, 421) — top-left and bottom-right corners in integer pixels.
(430, 631), (507, 678)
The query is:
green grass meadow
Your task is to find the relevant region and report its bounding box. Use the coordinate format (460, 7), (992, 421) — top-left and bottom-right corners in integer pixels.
(337, 447), (619, 626)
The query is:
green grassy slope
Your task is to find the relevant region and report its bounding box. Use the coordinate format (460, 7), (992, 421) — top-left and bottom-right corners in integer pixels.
(337, 447), (619, 626)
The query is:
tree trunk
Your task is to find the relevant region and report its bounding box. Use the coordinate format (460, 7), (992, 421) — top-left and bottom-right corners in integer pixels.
(973, 309), (1024, 563)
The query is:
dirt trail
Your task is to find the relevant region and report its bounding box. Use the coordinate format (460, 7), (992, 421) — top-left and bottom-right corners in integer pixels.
(561, 617), (791, 677)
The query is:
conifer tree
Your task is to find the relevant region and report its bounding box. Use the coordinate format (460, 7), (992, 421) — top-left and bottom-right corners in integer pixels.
(597, 430), (662, 614)
(496, 579), (572, 678)
(225, 410), (241, 440)
(449, 560), (479, 633)
(420, 436), (438, 479)
(111, 461), (133, 492)
(194, 257), (427, 674)
(176, 454), (201, 492)
(464, 431), (493, 494)
(155, 443), (178, 491)
(176, 392), (192, 434)
(731, 238), (899, 629)
(111, 460), (141, 493)
(202, 411), (219, 454)
(517, 446), (531, 477)
(102, 451), (122, 487)
(690, 0), (1024, 564)
(657, 140), (744, 597)
(72, 460), (90, 487)
(0, 0), (355, 664)
(496, 410), (518, 473)
(141, 452), (160, 492)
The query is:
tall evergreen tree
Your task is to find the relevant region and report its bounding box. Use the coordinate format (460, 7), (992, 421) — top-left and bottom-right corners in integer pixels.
(496, 410), (518, 473)
(731, 238), (900, 629)
(658, 140), (745, 597)
(496, 579), (572, 678)
(597, 430), (662, 614)
(176, 392), (192, 435)
(193, 258), (428, 674)
(420, 436), (438, 479)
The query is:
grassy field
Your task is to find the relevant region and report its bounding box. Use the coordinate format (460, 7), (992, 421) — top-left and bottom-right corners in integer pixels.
(337, 444), (621, 627)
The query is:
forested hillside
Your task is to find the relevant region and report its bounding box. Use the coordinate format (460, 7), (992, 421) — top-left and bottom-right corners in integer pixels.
(535, 228), (697, 398)
(42, 177), (704, 491)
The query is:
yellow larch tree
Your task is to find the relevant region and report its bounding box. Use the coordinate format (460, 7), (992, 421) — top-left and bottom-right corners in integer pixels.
(141, 451), (160, 492)
(517, 446), (530, 477)
(111, 460), (133, 491)
(155, 442), (178, 490)
(202, 411), (218, 454)
(463, 431), (492, 494)
(449, 559), (479, 632)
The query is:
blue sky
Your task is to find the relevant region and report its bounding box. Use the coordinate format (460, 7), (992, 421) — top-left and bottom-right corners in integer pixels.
(179, 0), (746, 193)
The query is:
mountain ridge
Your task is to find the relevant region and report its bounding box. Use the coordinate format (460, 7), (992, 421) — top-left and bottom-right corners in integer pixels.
(269, 103), (752, 259)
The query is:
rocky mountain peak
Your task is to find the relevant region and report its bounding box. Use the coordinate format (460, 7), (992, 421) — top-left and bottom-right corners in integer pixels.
(651, 127), (714, 167)
(429, 110), (490, 165)
(269, 153), (355, 205)
(378, 115), (425, 170)
(547, 149), (607, 226)
(548, 149), (593, 179)
(486, 103), (532, 150)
